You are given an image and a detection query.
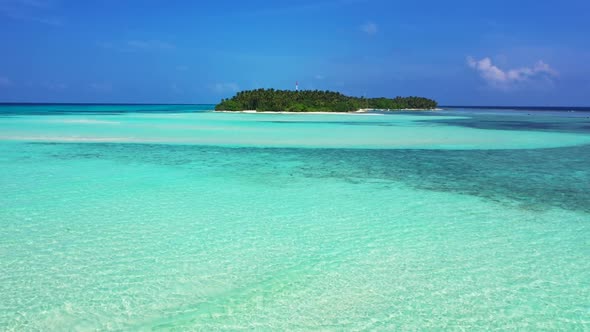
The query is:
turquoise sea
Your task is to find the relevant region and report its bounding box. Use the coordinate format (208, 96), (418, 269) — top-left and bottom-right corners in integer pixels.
(1, 104), (589, 330)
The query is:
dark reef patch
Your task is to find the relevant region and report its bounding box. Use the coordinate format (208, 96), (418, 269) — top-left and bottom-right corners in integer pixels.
(21, 142), (590, 214)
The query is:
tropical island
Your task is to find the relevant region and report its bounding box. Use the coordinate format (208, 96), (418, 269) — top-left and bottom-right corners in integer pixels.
(215, 89), (438, 112)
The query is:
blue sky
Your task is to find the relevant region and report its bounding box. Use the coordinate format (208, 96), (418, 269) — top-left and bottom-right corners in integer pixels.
(0, 0), (589, 105)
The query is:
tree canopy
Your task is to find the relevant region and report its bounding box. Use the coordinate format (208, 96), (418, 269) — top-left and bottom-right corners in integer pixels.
(215, 89), (438, 112)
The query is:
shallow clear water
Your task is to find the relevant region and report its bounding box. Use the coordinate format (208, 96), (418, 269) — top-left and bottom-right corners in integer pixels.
(1, 105), (589, 330)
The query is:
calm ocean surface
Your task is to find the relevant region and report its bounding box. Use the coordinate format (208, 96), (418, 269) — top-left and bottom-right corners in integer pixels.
(1, 104), (589, 330)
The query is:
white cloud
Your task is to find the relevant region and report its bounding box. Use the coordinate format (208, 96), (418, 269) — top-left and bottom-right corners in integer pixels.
(127, 40), (175, 50)
(360, 22), (378, 35)
(467, 56), (557, 89)
(0, 77), (13, 87)
(98, 40), (175, 52)
(232, 0), (368, 17)
(0, 0), (62, 25)
(43, 82), (67, 91)
(212, 83), (240, 94)
(8, 0), (52, 8)
(315, 74), (325, 80)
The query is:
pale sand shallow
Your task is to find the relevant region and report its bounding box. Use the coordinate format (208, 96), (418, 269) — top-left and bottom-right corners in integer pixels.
(51, 119), (122, 125)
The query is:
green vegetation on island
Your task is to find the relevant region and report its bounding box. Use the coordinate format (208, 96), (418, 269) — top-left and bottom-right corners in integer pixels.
(215, 89), (438, 112)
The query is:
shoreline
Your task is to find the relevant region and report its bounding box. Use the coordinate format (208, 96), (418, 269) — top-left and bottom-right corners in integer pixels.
(215, 110), (372, 115)
(356, 108), (442, 112)
(215, 108), (441, 114)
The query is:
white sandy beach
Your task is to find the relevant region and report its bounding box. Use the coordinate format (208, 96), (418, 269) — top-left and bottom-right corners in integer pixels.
(214, 108), (442, 115)
(215, 110), (384, 115)
(214, 108), (441, 115)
